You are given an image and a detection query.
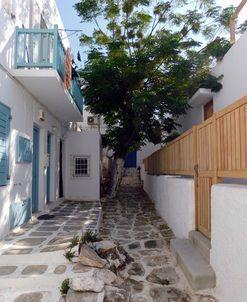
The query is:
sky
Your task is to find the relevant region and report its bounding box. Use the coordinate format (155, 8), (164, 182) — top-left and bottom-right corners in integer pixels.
(56, 0), (247, 67)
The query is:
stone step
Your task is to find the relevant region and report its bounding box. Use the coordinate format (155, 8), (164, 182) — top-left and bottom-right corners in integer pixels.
(189, 231), (211, 263)
(170, 239), (216, 290)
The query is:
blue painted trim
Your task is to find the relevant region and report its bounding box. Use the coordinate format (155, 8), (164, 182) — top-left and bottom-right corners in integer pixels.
(16, 135), (32, 163)
(0, 102), (11, 186)
(46, 132), (51, 203)
(10, 198), (31, 229)
(32, 126), (40, 213)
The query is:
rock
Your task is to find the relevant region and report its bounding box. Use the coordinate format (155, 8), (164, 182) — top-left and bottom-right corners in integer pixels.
(95, 268), (117, 285)
(94, 240), (116, 253)
(144, 240), (164, 249)
(128, 242), (141, 250)
(127, 263), (145, 276)
(130, 295), (149, 302)
(146, 267), (179, 285)
(124, 278), (144, 293)
(104, 286), (130, 302)
(149, 287), (191, 302)
(14, 292), (43, 302)
(70, 275), (104, 293)
(143, 255), (169, 267)
(79, 244), (107, 268)
(66, 289), (105, 302)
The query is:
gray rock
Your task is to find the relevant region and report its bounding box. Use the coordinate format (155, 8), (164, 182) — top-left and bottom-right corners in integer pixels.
(22, 265), (48, 275)
(94, 240), (116, 253)
(0, 266), (17, 275)
(95, 268), (117, 285)
(65, 289), (105, 302)
(146, 267), (179, 285)
(70, 276), (104, 292)
(127, 263), (145, 276)
(79, 244), (107, 268)
(54, 265), (67, 274)
(104, 286), (130, 302)
(143, 255), (169, 267)
(149, 286), (191, 302)
(144, 240), (164, 249)
(14, 292), (43, 302)
(128, 242), (141, 250)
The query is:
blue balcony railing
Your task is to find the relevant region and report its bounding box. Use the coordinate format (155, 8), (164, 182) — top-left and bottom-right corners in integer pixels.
(15, 25), (83, 114)
(15, 25), (66, 80)
(70, 79), (83, 114)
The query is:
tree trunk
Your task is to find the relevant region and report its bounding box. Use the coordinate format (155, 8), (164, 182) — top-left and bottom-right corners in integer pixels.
(108, 157), (125, 198)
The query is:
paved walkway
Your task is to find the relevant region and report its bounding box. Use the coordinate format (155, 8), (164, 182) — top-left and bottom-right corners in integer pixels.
(100, 185), (217, 302)
(0, 183), (217, 301)
(0, 200), (102, 301)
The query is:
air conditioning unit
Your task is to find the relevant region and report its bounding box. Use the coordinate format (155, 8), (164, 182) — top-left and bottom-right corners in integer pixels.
(87, 116), (98, 125)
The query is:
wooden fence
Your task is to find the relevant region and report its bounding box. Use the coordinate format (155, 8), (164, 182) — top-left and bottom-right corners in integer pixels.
(144, 95), (247, 179)
(144, 95), (247, 238)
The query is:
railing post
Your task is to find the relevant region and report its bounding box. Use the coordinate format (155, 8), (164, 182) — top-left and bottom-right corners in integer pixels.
(53, 25), (59, 70)
(14, 26), (19, 68)
(212, 113), (220, 184)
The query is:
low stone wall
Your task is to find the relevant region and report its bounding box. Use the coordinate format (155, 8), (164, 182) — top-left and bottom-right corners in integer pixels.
(142, 172), (195, 238)
(211, 184), (247, 302)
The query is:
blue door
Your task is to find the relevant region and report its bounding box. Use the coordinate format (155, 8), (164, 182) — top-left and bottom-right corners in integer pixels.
(46, 132), (51, 203)
(32, 126), (39, 213)
(124, 151), (137, 168)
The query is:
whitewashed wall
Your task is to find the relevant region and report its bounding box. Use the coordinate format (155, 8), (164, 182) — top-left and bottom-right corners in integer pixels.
(0, 68), (65, 239)
(0, 0), (69, 238)
(181, 29), (247, 131)
(64, 131), (100, 201)
(211, 184), (247, 302)
(142, 171), (195, 238)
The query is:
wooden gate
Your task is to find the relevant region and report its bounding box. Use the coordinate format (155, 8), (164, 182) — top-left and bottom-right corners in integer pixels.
(195, 116), (218, 239)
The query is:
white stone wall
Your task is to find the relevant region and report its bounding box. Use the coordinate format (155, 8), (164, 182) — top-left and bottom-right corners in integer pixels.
(64, 131), (100, 201)
(211, 184), (247, 302)
(0, 0), (70, 238)
(181, 29), (247, 131)
(142, 172), (195, 238)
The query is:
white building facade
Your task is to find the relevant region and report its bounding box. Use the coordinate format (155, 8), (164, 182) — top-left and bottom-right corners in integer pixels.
(0, 0), (100, 239)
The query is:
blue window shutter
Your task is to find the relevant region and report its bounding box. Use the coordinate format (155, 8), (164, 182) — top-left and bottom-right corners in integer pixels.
(0, 103), (10, 186)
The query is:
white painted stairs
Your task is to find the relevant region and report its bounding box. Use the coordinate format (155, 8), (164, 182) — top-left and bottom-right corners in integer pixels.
(170, 231), (216, 290)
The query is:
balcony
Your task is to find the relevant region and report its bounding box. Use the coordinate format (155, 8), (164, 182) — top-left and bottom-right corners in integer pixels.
(12, 26), (83, 122)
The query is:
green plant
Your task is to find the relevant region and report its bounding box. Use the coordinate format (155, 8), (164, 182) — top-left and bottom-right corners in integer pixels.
(81, 230), (101, 244)
(60, 278), (70, 296)
(64, 250), (75, 262)
(68, 235), (79, 249)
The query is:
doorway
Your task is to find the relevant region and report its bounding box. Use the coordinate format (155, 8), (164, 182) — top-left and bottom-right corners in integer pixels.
(59, 140), (64, 198)
(46, 132), (51, 203)
(32, 126), (40, 213)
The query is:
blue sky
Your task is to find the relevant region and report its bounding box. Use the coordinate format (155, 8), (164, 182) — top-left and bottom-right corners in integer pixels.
(56, 0), (247, 67)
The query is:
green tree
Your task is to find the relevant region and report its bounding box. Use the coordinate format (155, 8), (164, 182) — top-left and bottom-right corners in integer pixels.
(75, 0), (233, 196)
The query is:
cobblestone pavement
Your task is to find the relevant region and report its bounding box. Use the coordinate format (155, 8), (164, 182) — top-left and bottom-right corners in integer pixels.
(100, 186), (217, 302)
(0, 201), (101, 255)
(0, 200), (102, 302)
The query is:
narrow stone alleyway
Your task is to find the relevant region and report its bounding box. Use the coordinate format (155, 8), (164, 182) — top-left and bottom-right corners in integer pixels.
(0, 179), (217, 301)
(100, 185), (217, 302)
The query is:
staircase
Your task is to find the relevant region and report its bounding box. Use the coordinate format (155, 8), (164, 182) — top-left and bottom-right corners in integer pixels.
(120, 168), (141, 187)
(170, 231), (216, 290)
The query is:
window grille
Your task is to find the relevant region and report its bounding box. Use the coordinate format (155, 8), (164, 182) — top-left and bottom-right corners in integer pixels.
(71, 156), (90, 177)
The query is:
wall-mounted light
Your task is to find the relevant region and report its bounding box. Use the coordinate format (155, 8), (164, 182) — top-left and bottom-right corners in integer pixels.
(39, 110), (45, 121)
(52, 126), (57, 132)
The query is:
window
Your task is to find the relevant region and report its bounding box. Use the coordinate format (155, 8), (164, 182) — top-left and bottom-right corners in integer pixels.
(0, 102), (11, 186)
(72, 156), (90, 177)
(204, 99), (213, 121)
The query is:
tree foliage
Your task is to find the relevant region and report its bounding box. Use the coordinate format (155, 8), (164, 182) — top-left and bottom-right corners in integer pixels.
(75, 0), (233, 158)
